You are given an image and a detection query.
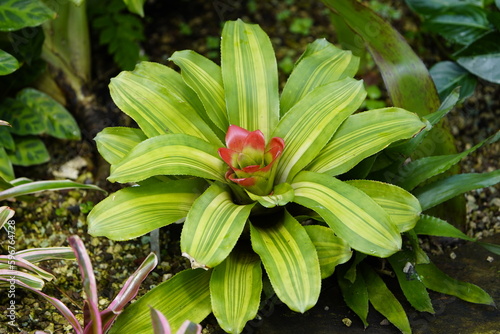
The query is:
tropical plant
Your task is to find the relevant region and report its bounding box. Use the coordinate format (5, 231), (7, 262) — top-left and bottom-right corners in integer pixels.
(81, 17), (496, 333)
(405, 0), (500, 100)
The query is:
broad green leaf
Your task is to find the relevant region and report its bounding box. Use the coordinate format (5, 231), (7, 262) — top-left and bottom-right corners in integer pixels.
(181, 183), (254, 269)
(108, 134), (226, 183)
(404, 0), (483, 16)
(94, 127), (147, 165)
(0, 0), (55, 31)
(87, 179), (205, 240)
(170, 50), (229, 132)
(455, 32), (500, 84)
(0, 147), (14, 181)
(423, 5), (492, 46)
(130, 61), (224, 142)
(250, 210), (321, 313)
(280, 40), (359, 114)
(0, 126), (15, 150)
(292, 171), (401, 258)
(221, 19), (279, 139)
(0, 49), (19, 75)
(336, 264), (369, 327)
(414, 170), (500, 211)
(398, 131), (499, 191)
(388, 250), (434, 313)
(110, 69), (222, 145)
(8, 137), (49, 166)
(0, 179), (103, 201)
(414, 214), (475, 241)
(362, 264), (411, 334)
(109, 269), (212, 334)
(416, 262), (494, 305)
(430, 61), (477, 101)
(16, 88), (81, 140)
(245, 182), (294, 208)
(304, 225), (352, 279)
(273, 78), (366, 184)
(308, 107), (425, 176)
(346, 180), (421, 233)
(0, 98), (45, 135)
(123, 0), (146, 17)
(210, 250), (262, 334)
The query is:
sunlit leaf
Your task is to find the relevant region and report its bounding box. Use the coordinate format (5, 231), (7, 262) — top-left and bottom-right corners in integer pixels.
(94, 127), (147, 165)
(250, 210), (321, 313)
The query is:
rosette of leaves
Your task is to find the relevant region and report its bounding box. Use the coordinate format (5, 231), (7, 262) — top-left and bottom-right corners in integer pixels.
(86, 19), (441, 333)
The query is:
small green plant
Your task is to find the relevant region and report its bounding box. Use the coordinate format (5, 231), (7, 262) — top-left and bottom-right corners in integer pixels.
(405, 0), (500, 100)
(289, 17), (314, 35)
(84, 18), (500, 334)
(89, 0), (145, 70)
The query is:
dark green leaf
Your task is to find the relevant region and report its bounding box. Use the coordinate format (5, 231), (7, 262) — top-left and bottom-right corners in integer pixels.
(16, 88), (81, 140)
(8, 137), (49, 166)
(414, 170), (500, 211)
(455, 32), (500, 84)
(416, 262), (494, 305)
(404, 0), (483, 16)
(336, 263), (369, 327)
(430, 61), (476, 101)
(0, 147), (14, 181)
(388, 250), (434, 313)
(0, 126), (15, 150)
(414, 214), (475, 241)
(0, 0), (56, 31)
(0, 98), (45, 135)
(423, 5), (492, 45)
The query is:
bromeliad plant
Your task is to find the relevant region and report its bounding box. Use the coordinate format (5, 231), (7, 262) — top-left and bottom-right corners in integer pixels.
(87, 18), (431, 333)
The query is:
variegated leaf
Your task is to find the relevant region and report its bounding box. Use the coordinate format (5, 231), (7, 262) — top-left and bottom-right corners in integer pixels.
(273, 78), (366, 184)
(280, 40), (359, 114)
(8, 137), (49, 166)
(108, 134), (226, 183)
(88, 179), (206, 240)
(292, 171), (401, 258)
(109, 269), (212, 334)
(250, 210), (321, 313)
(94, 127), (147, 165)
(346, 180), (421, 233)
(308, 108), (426, 176)
(181, 183), (254, 269)
(303, 225), (352, 279)
(221, 19), (279, 139)
(210, 250), (262, 333)
(110, 68), (222, 145)
(170, 50), (229, 132)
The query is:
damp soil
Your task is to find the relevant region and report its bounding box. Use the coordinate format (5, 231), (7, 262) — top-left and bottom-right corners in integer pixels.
(0, 1), (499, 333)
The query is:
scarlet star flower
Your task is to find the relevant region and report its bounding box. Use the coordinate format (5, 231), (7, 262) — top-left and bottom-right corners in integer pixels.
(218, 125), (285, 196)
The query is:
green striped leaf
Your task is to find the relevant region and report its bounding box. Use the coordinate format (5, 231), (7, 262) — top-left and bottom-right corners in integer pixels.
(0, 0), (56, 31)
(416, 262), (494, 305)
(88, 179), (206, 240)
(280, 40), (359, 115)
(94, 127), (147, 165)
(397, 131), (500, 190)
(109, 269), (212, 334)
(108, 134), (226, 183)
(0, 206), (14, 229)
(308, 108), (426, 176)
(414, 170), (500, 211)
(273, 78), (366, 184)
(346, 180), (421, 233)
(292, 171), (401, 258)
(0, 270), (45, 290)
(0, 147), (14, 181)
(210, 250), (262, 334)
(0, 179), (104, 201)
(0, 98), (45, 135)
(110, 69), (222, 145)
(181, 183), (254, 269)
(304, 225), (352, 279)
(131, 61), (225, 142)
(170, 50), (228, 132)
(0, 49), (19, 75)
(250, 210), (321, 313)
(388, 251), (434, 313)
(8, 137), (49, 166)
(221, 19), (279, 139)
(362, 264), (411, 334)
(336, 264), (369, 327)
